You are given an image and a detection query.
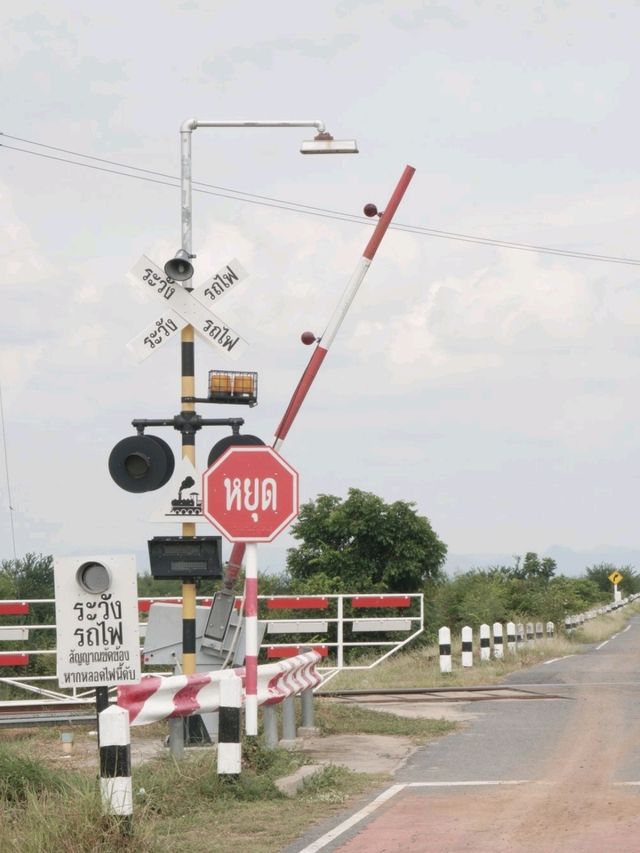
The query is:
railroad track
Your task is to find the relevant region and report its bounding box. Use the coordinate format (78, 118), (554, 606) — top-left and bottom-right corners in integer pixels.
(318, 685), (568, 702)
(0, 685), (567, 729)
(0, 701), (97, 727)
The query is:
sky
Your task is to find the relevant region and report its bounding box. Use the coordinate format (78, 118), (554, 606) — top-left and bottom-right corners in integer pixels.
(2, 0), (640, 577)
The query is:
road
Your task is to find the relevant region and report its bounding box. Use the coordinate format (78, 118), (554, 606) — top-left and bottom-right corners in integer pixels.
(284, 616), (640, 852)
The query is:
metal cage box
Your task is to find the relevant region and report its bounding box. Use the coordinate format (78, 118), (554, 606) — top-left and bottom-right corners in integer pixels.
(208, 370), (258, 406)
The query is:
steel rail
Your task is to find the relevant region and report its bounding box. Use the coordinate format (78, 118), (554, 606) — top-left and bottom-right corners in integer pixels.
(317, 686), (569, 701)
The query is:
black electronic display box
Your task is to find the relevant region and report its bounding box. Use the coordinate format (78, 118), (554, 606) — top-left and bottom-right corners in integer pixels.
(147, 536), (223, 580)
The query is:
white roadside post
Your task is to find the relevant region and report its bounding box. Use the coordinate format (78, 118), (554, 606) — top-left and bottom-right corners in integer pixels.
(217, 674), (243, 775)
(438, 626), (452, 674)
(492, 623), (504, 659)
(461, 625), (473, 668)
(506, 621), (516, 654)
(480, 624), (491, 661)
(546, 621), (555, 639)
(535, 622), (544, 641)
(526, 622), (534, 643)
(516, 622), (525, 645)
(99, 705), (133, 828)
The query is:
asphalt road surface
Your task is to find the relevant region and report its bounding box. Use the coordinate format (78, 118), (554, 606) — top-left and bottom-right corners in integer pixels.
(284, 616), (640, 853)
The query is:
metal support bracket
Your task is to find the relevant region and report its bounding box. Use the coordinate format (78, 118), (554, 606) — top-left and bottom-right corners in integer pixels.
(131, 416), (244, 437)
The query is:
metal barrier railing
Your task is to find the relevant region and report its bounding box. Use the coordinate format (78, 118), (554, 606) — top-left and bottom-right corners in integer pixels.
(0, 593), (424, 705)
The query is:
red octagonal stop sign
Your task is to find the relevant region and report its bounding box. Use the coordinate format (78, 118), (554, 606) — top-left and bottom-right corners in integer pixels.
(202, 446), (299, 542)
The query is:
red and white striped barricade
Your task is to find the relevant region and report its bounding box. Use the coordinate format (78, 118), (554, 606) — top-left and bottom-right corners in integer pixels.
(117, 650), (321, 726)
(0, 602), (30, 668)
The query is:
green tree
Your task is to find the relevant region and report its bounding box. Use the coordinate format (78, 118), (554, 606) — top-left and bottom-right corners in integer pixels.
(511, 552), (557, 581)
(585, 563), (639, 595)
(0, 553), (54, 600)
(286, 489), (447, 592)
(434, 569), (511, 630)
(0, 554), (55, 682)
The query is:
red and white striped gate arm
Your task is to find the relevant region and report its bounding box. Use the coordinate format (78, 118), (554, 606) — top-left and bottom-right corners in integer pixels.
(260, 650), (322, 705)
(116, 650), (322, 726)
(224, 164), (416, 588)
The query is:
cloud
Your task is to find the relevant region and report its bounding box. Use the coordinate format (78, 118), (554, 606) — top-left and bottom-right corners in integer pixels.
(346, 249), (613, 383)
(0, 183), (55, 286)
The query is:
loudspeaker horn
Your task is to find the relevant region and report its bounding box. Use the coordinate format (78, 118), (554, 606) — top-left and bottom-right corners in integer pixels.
(164, 249), (194, 281)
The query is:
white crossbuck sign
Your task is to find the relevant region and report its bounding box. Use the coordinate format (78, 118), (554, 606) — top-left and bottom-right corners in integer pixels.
(127, 255), (249, 361)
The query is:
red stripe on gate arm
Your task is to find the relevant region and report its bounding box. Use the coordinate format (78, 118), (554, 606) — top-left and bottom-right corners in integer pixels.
(274, 346), (328, 442)
(351, 596), (411, 608)
(267, 645), (328, 659)
(266, 597), (329, 610)
(171, 673), (212, 718)
(363, 165), (416, 261)
(138, 598), (182, 613)
(0, 653), (29, 666)
(0, 602), (29, 615)
(118, 676), (163, 725)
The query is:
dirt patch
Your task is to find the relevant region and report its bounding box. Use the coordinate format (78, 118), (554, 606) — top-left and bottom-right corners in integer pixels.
(300, 733), (417, 775)
(0, 724), (167, 773)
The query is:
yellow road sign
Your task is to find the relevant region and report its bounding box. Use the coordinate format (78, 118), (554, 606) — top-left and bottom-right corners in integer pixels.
(608, 570), (624, 585)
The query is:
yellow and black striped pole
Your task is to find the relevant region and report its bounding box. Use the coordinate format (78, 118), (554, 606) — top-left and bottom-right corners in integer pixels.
(180, 324), (197, 679)
(179, 123), (197, 688)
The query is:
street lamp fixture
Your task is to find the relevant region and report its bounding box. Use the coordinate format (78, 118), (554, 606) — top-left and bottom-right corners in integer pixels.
(167, 118), (359, 281)
(300, 131), (358, 154)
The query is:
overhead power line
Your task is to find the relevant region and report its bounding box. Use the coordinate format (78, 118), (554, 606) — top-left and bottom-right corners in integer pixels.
(2, 131), (640, 267)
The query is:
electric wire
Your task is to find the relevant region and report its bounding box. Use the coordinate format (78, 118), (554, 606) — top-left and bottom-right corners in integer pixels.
(0, 381), (17, 561)
(2, 132), (640, 267)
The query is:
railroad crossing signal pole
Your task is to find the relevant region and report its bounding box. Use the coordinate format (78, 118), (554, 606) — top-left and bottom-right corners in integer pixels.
(170, 115), (357, 623)
(177, 124), (197, 690)
(166, 118), (358, 742)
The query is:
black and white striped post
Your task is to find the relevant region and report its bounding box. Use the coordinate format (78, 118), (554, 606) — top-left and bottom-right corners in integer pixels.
(217, 674), (242, 775)
(492, 622), (504, 659)
(506, 621), (516, 654)
(438, 626), (452, 674)
(516, 622), (525, 644)
(546, 621), (555, 639)
(98, 705), (132, 830)
(526, 622), (534, 643)
(461, 625), (473, 668)
(480, 623), (491, 661)
(535, 621), (544, 640)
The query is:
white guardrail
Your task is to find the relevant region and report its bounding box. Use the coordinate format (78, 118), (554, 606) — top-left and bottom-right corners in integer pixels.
(117, 650), (322, 726)
(0, 593), (424, 706)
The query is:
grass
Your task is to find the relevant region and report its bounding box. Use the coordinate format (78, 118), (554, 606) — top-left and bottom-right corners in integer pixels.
(0, 603), (634, 852)
(0, 700), (452, 853)
(313, 699), (456, 741)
